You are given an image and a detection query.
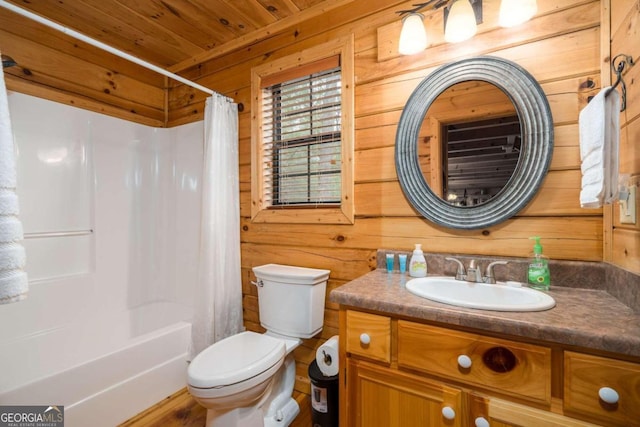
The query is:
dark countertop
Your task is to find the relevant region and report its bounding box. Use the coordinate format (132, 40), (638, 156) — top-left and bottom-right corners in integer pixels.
(329, 269), (640, 359)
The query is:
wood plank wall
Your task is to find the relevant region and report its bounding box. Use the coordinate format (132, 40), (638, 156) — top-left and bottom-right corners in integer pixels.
(608, 0), (640, 273)
(164, 0), (637, 400)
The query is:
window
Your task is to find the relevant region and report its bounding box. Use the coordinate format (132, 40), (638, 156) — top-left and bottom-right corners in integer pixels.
(251, 37), (354, 224)
(265, 63), (341, 206)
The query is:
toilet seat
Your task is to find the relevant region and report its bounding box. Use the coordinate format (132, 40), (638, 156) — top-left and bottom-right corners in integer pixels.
(188, 331), (286, 391)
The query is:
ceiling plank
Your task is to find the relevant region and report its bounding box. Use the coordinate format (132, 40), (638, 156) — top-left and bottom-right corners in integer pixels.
(221, 0), (279, 27)
(168, 0), (356, 72)
(77, 0), (207, 61)
(113, 0), (234, 50)
(5, 0), (197, 65)
(0, 10), (163, 85)
(186, 0), (266, 37)
(291, 0), (328, 7)
(256, 0), (301, 19)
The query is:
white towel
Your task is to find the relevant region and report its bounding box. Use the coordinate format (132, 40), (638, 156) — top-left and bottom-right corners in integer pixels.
(0, 242), (26, 271)
(579, 87), (620, 208)
(0, 75), (16, 189)
(0, 270), (28, 304)
(0, 216), (23, 242)
(0, 51), (28, 304)
(0, 188), (19, 215)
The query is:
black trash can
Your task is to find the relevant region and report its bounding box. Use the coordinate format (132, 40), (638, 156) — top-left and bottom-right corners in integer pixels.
(308, 359), (339, 427)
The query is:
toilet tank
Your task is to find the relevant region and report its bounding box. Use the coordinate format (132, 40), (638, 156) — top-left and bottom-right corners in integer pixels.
(252, 264), (330, 339)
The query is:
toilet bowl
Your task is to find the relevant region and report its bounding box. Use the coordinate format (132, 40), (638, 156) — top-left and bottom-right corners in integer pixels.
(187, 264), (330, 427)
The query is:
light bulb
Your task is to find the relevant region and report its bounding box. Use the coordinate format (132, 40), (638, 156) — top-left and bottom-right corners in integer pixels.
(398, 13), (427, 55)
(499, 0), (537, 27)
(444, 0), (477, 43)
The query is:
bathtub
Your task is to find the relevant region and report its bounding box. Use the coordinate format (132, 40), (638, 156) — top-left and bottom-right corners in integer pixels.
(0, 302), (192, 427)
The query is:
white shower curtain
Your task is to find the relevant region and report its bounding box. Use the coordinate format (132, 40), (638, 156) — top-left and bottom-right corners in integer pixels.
(190, 94), (242, 358)
(0, 55), (28, 304)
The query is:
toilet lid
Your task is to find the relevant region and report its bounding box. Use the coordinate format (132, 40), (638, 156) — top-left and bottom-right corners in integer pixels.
(188, 331), (285, 389)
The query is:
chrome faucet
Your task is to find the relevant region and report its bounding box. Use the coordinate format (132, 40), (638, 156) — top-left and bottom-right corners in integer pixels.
(445, 257), (508, 284)
(466, 259), (483, 282)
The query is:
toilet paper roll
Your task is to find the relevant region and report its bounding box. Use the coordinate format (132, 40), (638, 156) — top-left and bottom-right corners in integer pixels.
(316, 335), (339, 377)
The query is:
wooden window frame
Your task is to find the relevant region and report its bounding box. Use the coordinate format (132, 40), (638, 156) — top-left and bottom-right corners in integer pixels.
(251, 36), (355, 224)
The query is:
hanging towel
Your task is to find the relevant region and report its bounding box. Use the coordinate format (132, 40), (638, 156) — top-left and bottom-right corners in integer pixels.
(0, 52), (28, 304)
(579, 87), (620, 208)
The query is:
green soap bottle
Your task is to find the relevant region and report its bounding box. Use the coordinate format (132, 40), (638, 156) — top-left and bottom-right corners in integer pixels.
(528, 237), (550, 290)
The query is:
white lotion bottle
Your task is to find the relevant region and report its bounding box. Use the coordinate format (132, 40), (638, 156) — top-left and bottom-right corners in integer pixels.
(409, 244), (427, 278)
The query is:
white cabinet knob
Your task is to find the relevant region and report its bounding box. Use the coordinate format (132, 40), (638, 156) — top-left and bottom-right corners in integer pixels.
(598, 387), (619, 404)
(458, 354), (472, 369)
(475, 416), (490, 427)
(359, 333), (371, 345)
(441, 406), (456, 420)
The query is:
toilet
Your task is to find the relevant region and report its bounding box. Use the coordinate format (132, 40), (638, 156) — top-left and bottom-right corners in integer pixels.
(187, 263), (330, 427)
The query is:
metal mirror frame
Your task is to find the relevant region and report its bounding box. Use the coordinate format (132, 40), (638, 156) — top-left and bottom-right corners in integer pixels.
(395, 56), (553, 230)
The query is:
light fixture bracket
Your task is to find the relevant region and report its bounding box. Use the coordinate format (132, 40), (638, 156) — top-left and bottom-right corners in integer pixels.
(397, 0), (449, 17)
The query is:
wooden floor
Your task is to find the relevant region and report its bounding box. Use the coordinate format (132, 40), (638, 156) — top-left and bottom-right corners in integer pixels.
(119, 388), (312, 427)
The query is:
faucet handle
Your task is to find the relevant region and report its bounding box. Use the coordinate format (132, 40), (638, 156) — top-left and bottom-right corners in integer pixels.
(445, 257), (466, 280)
(484, 260), (508, 284)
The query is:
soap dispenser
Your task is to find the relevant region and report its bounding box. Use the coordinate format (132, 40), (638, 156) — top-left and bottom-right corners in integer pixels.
(528, 237), (550, 290)
(409, 244), (427, 278)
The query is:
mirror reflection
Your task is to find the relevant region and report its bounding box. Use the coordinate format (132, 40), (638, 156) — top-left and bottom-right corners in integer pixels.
(417, 81), (521, 207)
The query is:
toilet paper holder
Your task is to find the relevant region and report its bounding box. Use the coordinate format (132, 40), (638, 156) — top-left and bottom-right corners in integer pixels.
(320, 349), (333, 366)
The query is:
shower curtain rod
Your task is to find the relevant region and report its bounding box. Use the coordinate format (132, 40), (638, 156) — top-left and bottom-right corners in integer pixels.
(0, 0), (232, 102)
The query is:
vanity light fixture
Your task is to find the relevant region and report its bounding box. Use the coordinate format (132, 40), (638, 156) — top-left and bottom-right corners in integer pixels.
(499, 0), (537, 27)
(444, 0), (480, 43)
(397, 0), (482, 53)
(397, 0), (537, 55)
(398, 13), (428, 55)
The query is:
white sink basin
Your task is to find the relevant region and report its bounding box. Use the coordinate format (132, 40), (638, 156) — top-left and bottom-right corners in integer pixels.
(405, 276), (555, 312)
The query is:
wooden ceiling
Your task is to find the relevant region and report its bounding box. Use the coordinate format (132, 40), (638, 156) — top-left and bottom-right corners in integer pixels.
(0, 0), (350, 72)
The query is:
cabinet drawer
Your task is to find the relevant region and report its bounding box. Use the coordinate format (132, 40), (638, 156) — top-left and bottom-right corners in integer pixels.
(345, 310), (391, 364)
(564, 351), (640, 426)
(470, 393), (600, 427)
(397, 321), (551, 403)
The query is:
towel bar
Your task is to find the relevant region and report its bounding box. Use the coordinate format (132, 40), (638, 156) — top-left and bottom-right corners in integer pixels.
(604, 54), (634, 112)
(24, 230), (93, 239)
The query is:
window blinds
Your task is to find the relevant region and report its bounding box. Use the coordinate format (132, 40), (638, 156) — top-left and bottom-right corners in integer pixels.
(261, 65), (342, 206)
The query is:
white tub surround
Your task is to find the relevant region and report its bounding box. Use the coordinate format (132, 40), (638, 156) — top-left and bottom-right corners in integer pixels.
(0, 92), (204, 425)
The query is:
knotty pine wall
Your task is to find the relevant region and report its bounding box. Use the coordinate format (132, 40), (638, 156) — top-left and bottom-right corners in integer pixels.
(166, 0), (639, 397)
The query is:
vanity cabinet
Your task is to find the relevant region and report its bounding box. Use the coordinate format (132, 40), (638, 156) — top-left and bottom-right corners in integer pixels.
(340, 309), (639, 427)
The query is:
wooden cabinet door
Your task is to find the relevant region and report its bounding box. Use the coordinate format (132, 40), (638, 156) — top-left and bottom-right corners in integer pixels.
(346, 358), (462, 427)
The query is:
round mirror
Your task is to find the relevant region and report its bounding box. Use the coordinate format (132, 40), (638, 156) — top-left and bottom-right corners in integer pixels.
(396, 56), (553, 229)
